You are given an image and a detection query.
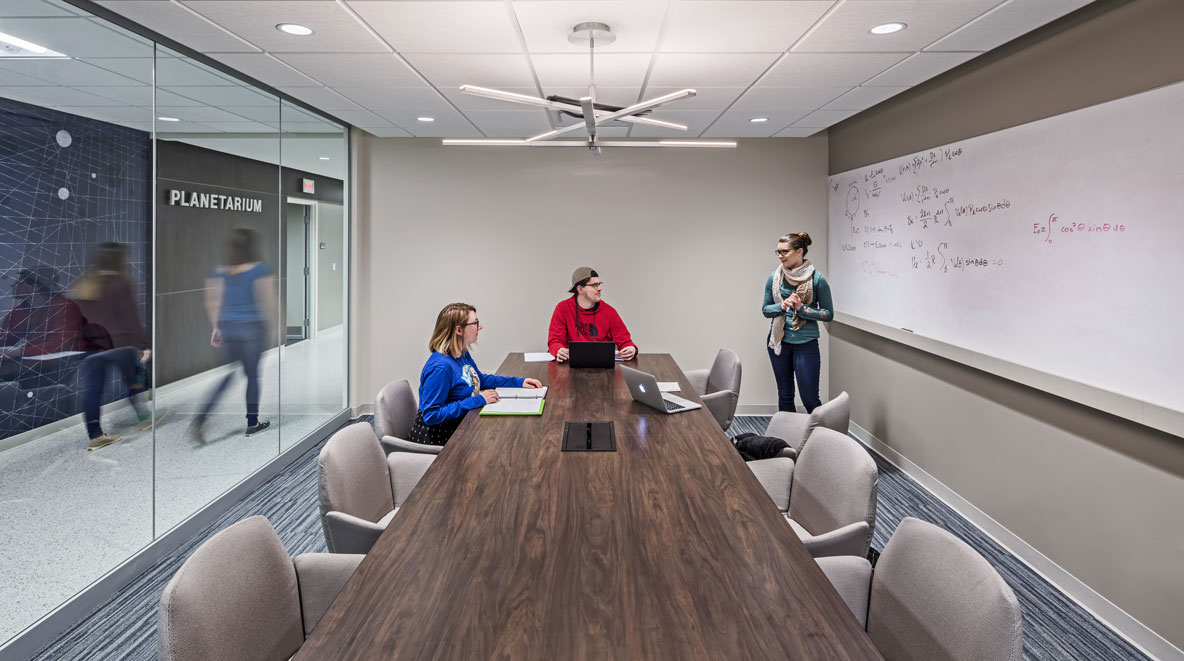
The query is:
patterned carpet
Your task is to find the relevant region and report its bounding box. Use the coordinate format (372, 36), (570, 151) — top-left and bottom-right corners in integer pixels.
(31, 416), (1147, 660)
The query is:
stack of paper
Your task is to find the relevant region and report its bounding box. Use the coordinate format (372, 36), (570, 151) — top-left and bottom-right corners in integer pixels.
(481, 398), (545, 416)
(496, 386), (547, 398)
(524, 352), (555, 363)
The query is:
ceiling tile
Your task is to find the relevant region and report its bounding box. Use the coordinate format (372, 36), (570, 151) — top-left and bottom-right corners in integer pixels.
(208, 53), (320, 87)
(3, 86), (131, 107)
(439, 86), (544, 112)
(79, 57), (155, 84)
(157, 121), (224, 133)
(155, 105), (260, 123)
(928, 0), (1095, 52)
(402, 53), (535, 88)
(626, 110), (720, 137)
(218, 106), (283, 123)
(159, 85), (277, 107)
(464, 110), (552, 138)
(773, 126), (824, 138)
(75, 85), (200, 107)
(759, 52), (907, 87)
(281, 121), (346, 134)
(323, 108), (390, 128)
(632, 86), (743, 111)
(96, 1), (259, 53)
(198, 121), (278, 133)
(544, 86), (639, 109)
(790, 108), (860, 127)
(702, 110), (811, 137)
(648, 53), (779, 88)
(333, 86), (449, 111)
(374, 108), (479, 138)
(2, 58), (146, 86)
(821, 85), (907, 110)
(348, 1), (522, 54)
(513, 1), (666, 54)
(274, 53), (423, 88)
(279, 86), (363, 112)
(531, 53), (650, 89)
(55, 105), (152, 122)
(180, 1), (388, 53)
(0, 64), (55, 86)
(363, 126), (413, 138)
(863, 51), (978, 86)
(155, 55), (244, 86)
(0, 17), (153, 58)
(730, 86), (849, 113)
(662, 1), (833, 53)
(794, 0), (1000, 53)
(1, 0), (80, 17)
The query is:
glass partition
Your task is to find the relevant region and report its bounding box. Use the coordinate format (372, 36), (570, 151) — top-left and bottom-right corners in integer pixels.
(0, 0), (349, 649)
(0, 1), (155, 643)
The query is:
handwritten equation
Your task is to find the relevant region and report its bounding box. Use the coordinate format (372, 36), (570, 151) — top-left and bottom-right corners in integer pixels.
(1033, 213), (1128, 244)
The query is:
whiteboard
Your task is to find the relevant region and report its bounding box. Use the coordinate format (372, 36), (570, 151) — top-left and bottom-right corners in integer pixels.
(827, 81), (1184, 435)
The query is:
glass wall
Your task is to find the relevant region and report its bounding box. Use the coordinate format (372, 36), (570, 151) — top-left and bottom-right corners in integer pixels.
(0, 0), (348, 648)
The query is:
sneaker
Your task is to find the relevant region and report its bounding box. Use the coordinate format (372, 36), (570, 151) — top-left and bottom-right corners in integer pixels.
(87, 434), (121, 452)
(245, 420), (271, 436)
(135, 408), (169, 431)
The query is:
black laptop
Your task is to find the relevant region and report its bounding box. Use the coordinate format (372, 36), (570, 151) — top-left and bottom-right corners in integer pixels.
(568, 341), (616, 368)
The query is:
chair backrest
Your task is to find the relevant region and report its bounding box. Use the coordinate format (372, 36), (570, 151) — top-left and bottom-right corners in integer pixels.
(318, 423), (395, 524)
(803, 391), (850, 444)
(158, 516), (303, 661)
(387, 452), (436, 507)
(374, 379), (417, 440)
(706, 348), (742, 396)
(868, 517), (1022, 661)
(788, 427), (877, 549)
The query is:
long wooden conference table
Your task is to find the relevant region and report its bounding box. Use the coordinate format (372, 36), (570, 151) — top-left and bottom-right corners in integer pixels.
(298, 353), (881, 659)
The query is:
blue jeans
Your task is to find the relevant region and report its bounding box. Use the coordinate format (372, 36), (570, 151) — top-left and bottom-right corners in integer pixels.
(197, 320), (266, 427)
(80, 347), (145, 438)
(767, 339), (821, 413)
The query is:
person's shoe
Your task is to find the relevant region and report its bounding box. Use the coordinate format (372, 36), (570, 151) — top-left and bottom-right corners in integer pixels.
(87, 434), (121, 452)
(245, 420), (271, 436)
(134, 408), (169, 431)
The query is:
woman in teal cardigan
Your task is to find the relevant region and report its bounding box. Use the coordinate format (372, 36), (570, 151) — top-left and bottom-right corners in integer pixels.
(762, 232), (833, 412)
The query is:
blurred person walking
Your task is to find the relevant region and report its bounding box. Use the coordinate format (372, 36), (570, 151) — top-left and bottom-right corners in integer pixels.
(191, 228), (277, 442)
(0, 267), (84, 383)
(71, 243), (155, 451)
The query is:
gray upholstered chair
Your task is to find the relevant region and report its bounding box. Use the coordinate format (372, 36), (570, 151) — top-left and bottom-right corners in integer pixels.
(317, 422), (434, 554)
(375, 379), (441, 455)
(684, 348), (741, 430)
(816, 517), (1022, 660)
(158, 515), (362, 661)
(765, 390), (849, 458)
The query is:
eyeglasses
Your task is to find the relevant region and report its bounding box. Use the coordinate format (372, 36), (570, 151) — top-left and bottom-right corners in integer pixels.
(774, 249), (795, 256)
(462, 319), (480, 327)
(582, 281), (603, 289)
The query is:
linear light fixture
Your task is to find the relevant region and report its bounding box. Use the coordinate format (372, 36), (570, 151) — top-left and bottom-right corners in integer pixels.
(442, 139), (736, 149)
(0, 30), (66, 57)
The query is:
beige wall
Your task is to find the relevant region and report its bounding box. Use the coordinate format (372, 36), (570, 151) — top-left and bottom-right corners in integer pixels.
(827, 0), (1184, 650)
(350, 137), (827, 415)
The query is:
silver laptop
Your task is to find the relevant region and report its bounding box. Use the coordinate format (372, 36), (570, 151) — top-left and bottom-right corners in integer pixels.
(621, 365), (702, 414)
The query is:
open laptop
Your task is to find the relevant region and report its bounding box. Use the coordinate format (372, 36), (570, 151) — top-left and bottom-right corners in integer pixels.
(569, 341), (616, 368)
(621, 365), (702, 414)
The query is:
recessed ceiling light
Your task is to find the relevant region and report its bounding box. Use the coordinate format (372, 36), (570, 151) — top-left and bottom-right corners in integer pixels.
(319, 156), (330, 160)
(749, 117), (769, 123)
(869, 22), (907, 35)
(417, 117), (435, 122)
(0, 30), (66, 57)
(157, 116), (180, 122)
(276, 23), (314, 36)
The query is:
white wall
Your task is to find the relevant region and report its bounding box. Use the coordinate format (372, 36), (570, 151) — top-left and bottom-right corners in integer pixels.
(350, 137), (828, 411)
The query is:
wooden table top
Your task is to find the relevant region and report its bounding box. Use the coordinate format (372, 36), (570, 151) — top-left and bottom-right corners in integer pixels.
(297, 353), (881, 660)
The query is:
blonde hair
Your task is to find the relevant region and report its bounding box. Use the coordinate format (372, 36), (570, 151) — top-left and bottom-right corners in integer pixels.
(428, 302), (477, 358)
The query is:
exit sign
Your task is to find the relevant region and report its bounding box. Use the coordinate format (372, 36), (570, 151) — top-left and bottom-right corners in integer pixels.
(302, 178), (315, 194)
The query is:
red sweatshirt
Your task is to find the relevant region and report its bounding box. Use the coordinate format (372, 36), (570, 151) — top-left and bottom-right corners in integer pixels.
(0, 296), (84, 356)
(547, 297), (636, 356)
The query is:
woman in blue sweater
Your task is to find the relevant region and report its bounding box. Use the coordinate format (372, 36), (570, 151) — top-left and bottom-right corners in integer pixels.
(762, 232), (834, 413)
(408, 302), (542, 446)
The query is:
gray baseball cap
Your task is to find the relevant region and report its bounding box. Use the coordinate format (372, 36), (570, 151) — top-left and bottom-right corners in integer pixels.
(571, 266), (595, 288)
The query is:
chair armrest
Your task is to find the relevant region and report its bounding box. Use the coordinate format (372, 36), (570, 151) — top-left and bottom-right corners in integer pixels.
(765, 411), (810, 454)
(381, 435), (442, 455)
(776, 446), (797, 460)
(801, 521), (870, 559)
(700, 390), (736, 430)
(323, 511), (386, 555)
(293, 553), (364, 637)
(816, 556), (872, 628)
(684, 369), (709, 395)
(746, 457), (794, 512)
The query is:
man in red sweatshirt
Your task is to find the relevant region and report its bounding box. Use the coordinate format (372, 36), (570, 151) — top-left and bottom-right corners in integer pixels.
(547, 266), (637, 362)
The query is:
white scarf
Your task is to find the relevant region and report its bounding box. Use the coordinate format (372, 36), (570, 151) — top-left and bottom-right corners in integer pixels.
(768, 260), (815, 355)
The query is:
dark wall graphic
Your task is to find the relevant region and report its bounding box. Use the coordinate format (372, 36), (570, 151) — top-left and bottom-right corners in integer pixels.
(0, 96), (151, 440)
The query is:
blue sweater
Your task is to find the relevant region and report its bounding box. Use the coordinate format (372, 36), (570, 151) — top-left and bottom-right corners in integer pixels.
(418, 351), (524, 426)
(762, 271), (834, 344)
